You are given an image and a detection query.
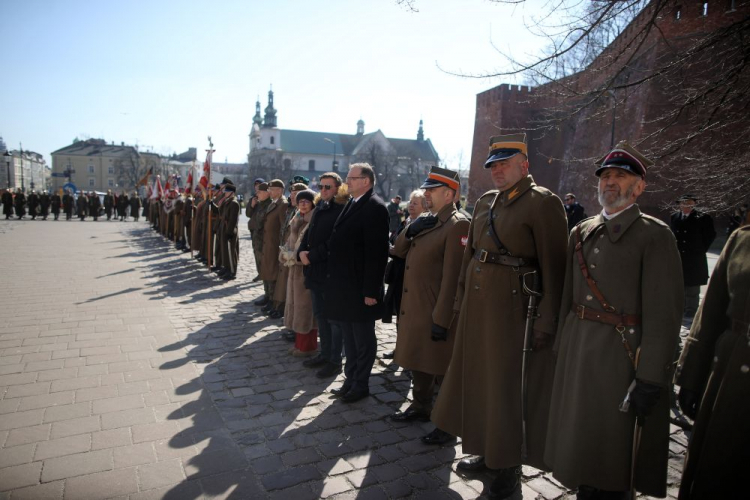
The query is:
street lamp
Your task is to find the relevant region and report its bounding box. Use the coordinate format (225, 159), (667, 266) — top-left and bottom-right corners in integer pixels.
(323, 138), (338, 171)
(606, 89), (617, 148)
(3, 151), (10, 189)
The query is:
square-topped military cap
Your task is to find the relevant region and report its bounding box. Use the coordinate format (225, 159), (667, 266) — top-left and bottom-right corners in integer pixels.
(484, 133), (528, 167)
(420, 166), (460, 191)
(595, 140), (653, 178)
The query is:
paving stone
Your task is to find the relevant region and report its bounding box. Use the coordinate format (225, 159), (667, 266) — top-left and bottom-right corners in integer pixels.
(128, 480), (203, 500)
(75, 384), (118, 402)
(101, 408), (155, 430)
(49, 375), (100, 393)
(92, 394), (145, 414)
(319, 476), (354, 498)
(17, 391), (75, 411)
(182, 447), (247, 479)
(43, 403), (91, 423)
(4, 424), (50, 447)
(136, 459), (187, 492)
(41, 448), (113, 482)
(0, 462), (43, 491)
(113, 442), (157, 468)
(4, 382), (50, 399)
(0, 409), (45, 431)
(131, 421), (181, 443)
(34, 434), (91, 461)
(91, 427), (132, 450)
(261, 464), (322, 491)
(64, 467), (139, 498)
(9, 480), (64, 500)
(0, 443), (35, 468)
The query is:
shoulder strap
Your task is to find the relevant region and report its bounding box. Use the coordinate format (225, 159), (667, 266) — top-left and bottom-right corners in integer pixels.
(575, 224), (615, 312)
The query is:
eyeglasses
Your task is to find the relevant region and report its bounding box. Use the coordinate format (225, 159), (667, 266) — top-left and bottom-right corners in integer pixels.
(320, 184), (334, 190)
(346, 176), (365, 181)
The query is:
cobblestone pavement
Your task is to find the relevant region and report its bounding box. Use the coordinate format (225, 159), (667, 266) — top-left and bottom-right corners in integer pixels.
(0, 217), (691, 499)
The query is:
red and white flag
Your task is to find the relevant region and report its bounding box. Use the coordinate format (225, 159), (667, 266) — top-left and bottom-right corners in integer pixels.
(150, 176), (163, 200)
(185, 166), (194, 195)
(199, 146), (213, 189)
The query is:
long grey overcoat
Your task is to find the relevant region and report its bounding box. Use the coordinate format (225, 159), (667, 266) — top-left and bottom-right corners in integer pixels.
(431, 175), (568, 471)
(675, 225), (750, 499)
(545, 204), (683, 497)
(392, 203), (470, 375)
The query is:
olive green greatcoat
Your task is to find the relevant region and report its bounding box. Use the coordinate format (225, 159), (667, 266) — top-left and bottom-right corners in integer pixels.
(284, 212), (316, 333)
(392, 203), (470, 375)
(222, 196), (240, 274)
(259, 197), (289, 281)
(545, 204), (683, 497)
(675, 226), (750, 500)
(431, 175), (568, 471)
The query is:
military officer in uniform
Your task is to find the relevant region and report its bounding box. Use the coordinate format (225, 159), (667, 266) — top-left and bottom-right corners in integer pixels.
(670, 194), (716, 321)
(545, 141), (683, 499)
(217, 183), (240, 280)
(675, 225), (750, 499)
(248, 182), (271, 281)
(431, 134), (568, 498)
(1, 189), (13, 219)
(62, 191), (74, 220)
(130, 191), (142, 222)
(14, 188), (26, 219)
(256, 179), (288, 308)
(390, 167), (470, 433)
(39, 190), (50, 220)
(27, 190), (39, 220)
(50, 191), (61, 220)
(103, 190), (114, 220)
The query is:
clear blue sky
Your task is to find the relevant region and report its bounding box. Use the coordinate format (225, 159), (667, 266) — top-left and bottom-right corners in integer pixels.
(2, 0), (546, 170)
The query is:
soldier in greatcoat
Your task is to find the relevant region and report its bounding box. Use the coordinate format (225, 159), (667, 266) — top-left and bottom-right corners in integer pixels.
(269, 182), (307, 319)
(390, 167), (470, 431)
(545, 141), (683, 499)
(14, 189), (26, 219)
(130, 191), (142, 222)
(431, 134), (568, 498)
(179, 194), (193, 252)
(50, 191), (61, 220)
(217, 184), (240, 280)
(88, 192), (101, 221)
(103, 190), (114, 220)
(117, 191), (129, 221)
(39, 191), (50, 220)
(62, 191), (74, 220)
(670, 194), (716, 321)
(27, 190), (39, 219)
(674, 225), (750, 499)
(255, 179), (289, 309)
(2, 189), (14, 219)
(76, 193), (88, 221)
(248, 182), (271, 280)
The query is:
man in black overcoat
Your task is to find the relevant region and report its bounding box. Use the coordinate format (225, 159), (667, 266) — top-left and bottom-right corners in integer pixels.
(324, 163), (389, 403)
(670, 194), (716, 320)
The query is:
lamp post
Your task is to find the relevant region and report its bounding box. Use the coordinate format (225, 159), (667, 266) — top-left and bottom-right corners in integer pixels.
(323, 138), (338, 171)
(607, 89), (617, 148)
(3, 151), (10, 190)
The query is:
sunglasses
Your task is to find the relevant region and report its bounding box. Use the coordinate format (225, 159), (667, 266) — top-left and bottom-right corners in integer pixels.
(320, 184), (334, 190)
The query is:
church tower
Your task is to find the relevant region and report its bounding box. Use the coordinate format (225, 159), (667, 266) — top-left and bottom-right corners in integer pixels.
(417, 119), (424, 142)
(263, 88), (277, 128)
(356, 119), (365, 136)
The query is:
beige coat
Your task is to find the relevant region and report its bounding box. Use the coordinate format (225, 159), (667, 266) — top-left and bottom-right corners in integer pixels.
(393, 203), (470, 375)
(259, 197), (289, 281)
(274, 206), (298, 304)
(545, 205), (683, 497)
(283, 212), (316, 333)
(432, 175), (568, 471)
(675, 226), (750, 499)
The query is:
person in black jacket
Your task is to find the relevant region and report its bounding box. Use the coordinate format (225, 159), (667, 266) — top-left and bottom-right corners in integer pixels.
(670, 194), (716, 320)
(1, 189), (13, 219)
(14, 189), (26, 219)
(39, 191), (50, 220)
(76, 193), (88, 221)
(564, 193), (586, 231)
(50, 191), (62, 220)
(323, 163), (390, 403)
(27, 190), (39, 220)
(62, 191), (74, 220)
(298, 172), (347, 378)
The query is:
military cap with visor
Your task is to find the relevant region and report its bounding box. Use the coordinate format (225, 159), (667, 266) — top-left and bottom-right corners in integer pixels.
(484, 133), (528, 167)
(595, 140), (653, 179)
(420, 166), (460, 191)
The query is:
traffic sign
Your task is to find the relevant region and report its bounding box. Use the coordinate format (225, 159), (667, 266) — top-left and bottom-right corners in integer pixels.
(51, 173), (66, 177)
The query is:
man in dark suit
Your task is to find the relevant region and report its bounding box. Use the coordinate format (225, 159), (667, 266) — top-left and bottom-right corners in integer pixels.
(670, 194), (716, 321)
(325, 163), (390, 403)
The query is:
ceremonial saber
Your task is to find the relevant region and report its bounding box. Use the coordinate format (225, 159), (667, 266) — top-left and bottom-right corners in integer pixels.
(520, 270), (542, 461)
(207, 190), (212, 269)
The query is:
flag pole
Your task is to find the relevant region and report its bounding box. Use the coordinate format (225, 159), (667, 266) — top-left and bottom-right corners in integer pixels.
(207, 188), (212, 269)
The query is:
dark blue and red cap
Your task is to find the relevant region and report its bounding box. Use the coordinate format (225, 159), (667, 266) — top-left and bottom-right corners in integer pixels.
(484, 133), (528, 168)
(595, 141), (653, 179)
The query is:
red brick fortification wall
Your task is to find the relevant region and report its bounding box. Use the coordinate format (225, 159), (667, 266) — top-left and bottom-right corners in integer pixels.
(468, 0), (749, 218)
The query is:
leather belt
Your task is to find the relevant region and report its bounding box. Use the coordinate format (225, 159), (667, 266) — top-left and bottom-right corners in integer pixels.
(573, 303), (640, 328)
(474, 249), (537, 268)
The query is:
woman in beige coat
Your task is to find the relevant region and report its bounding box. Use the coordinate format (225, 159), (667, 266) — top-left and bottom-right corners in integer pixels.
(282, 190), (317, 356)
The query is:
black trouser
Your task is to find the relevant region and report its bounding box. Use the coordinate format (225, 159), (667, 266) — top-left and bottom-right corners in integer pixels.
(332, 320), (377, 392)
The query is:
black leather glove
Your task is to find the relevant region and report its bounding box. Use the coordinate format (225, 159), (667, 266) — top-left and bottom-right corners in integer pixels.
(630, 380), (661, 418)
(431, 323), (448, 342)
(406, 215), (438, 238)
(678, 387), (700, 420)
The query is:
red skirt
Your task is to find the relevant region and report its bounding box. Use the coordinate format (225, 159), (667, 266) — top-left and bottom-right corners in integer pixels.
(295, 329), (318, 352)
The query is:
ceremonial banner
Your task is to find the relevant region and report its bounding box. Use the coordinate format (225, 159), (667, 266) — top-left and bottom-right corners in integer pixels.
(137, 166), (154, 187)
(150, 176), (163, 200)
(199, 139), (213, 189)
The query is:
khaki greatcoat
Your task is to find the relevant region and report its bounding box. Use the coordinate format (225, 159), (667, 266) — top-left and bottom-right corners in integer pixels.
(675, 226), (750, 499)
(431, 175), (568, 471)
(545, 205), (683, 497)
(259, 197), (289, 281)
(392, 203), (470, 375)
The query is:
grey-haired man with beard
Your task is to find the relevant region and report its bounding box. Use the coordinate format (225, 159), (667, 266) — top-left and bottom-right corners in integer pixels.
(545, 141), (683, 500)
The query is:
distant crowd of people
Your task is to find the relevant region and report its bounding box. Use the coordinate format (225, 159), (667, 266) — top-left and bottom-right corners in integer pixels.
(1, 188), (144, 222)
